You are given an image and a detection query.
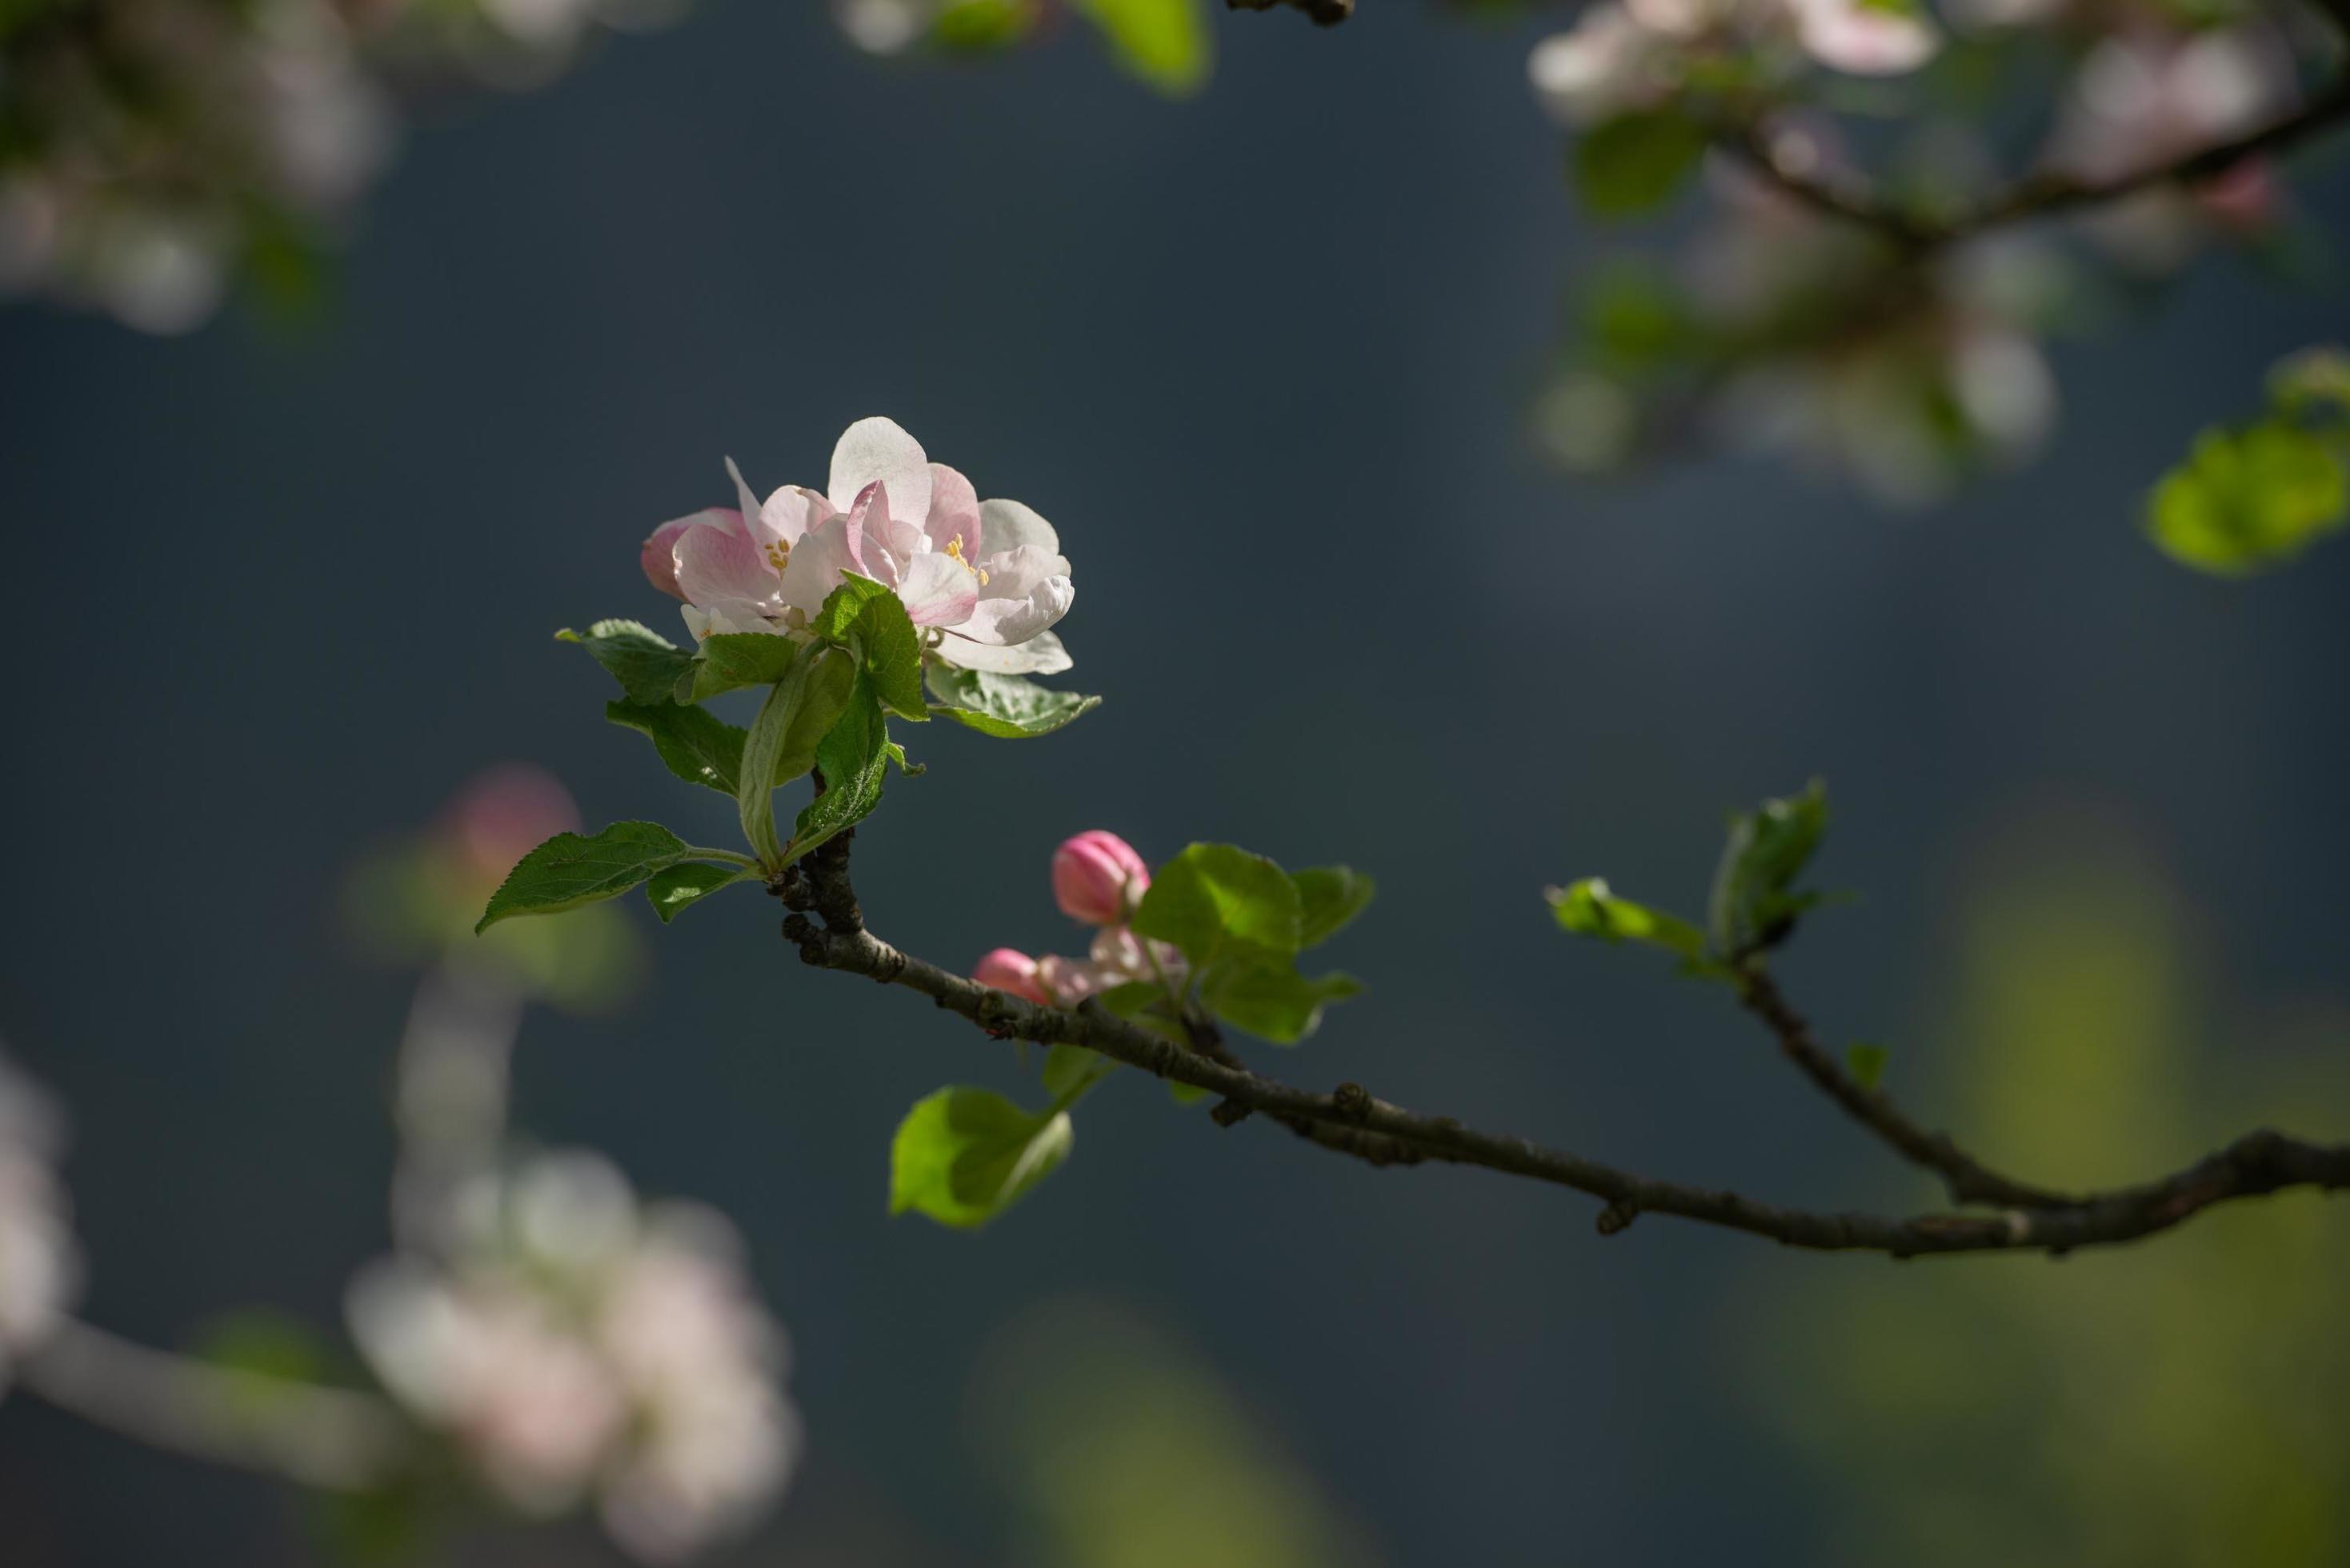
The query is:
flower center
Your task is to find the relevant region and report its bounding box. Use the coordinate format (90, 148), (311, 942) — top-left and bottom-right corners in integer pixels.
(764, 539), (791, 574)
(944, 535), (989, 586)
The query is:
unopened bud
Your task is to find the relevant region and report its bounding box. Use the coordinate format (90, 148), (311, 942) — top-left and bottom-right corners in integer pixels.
(1051, 830), (1150, 926)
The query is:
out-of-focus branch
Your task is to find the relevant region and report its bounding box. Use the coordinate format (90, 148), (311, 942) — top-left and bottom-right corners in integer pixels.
(16, 1318), (411, 1491)
(1723, 76), (2350, 250)
(1226, 0), (1357, 24)
(779, 834), (2350, 1258)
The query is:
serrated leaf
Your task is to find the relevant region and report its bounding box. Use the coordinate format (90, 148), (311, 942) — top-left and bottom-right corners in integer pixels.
(477, 822), (691, 932)
(1202, 958), (1362, 1044)
(1548, 877), (1707, 962)
(813, 574), (927, 722)
(788, 673), (891, 863)
(925, 666), (1102, 738)
(644, 862), (757, 923)
(604, 700), (747, 794)
(559, 620), (697, 706)
(1130, 842), (1303, 969)
(686, 632), (800, 702)
(1575, 109), (1707, 219)
(889, 1086), (1074, 1229)
(1293, 866), (1375, 948)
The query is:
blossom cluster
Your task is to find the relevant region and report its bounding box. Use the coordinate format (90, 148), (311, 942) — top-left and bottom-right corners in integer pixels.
(1526, 0), (2307, 500)
(0, 1051), (80, 1390)
(973, 830), (1183, 1006)
(641, 416), (1077, 674)
(0, 0), (675, 332)
(348, 1150), (797, 1562)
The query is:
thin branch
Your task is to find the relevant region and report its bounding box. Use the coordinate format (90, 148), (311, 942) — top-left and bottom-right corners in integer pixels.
(17, 1318), (413, 1491)
(1734, 966), (2076, 1209)
(1225, 0), (1356, 23)
(1722, 76), (2350, 250)
(779, 834), (2350, 1259)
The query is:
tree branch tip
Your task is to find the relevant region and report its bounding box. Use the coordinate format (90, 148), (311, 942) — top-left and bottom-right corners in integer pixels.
(1210, 1099), (1254, 1128)
(1595, 1201), (1641, 1236)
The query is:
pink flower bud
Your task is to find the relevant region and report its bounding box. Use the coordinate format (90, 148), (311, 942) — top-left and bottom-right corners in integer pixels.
(973, 949), (1047, 1006)
(1051, 831), (1150, 926)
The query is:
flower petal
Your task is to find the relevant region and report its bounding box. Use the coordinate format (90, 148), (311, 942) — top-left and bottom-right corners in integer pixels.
(925, 463), (983, 562)
(643, 509), (734, 600)
(828, 417), (931, 522)
(977, 497), (1059, 558)
(675, 519), (779, 610)
(935, 628), (1073, 674)
(776, 511), (859, 615)
(759, 485), (835, 549)
(897, 550), (980, 628)
(959, 544), (1074, 646)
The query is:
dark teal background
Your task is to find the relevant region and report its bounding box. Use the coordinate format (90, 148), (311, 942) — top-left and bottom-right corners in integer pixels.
(2, 2), (2347, 1562)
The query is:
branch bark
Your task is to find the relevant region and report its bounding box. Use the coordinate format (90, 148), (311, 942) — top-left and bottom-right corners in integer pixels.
(779, 834), (2350, 1259)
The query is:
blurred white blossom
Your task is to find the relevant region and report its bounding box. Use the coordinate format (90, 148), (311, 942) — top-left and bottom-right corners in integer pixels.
(348, 1150), (797, 1561)
(0, 1053), (82, 1388)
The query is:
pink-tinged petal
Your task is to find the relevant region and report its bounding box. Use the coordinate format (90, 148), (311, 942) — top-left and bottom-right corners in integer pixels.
(675, 520), (780, 610)
(725, 458), (764, 534)
(642, 509), (734, 600)
(896, 550), (980, 627)
(775, 512), (859, 615)
(827, 417), (932, 522)
(925, 463), (983, 562)
(840, 483), (901, 589)
(760, 485), (835, 549)
(1035, 954), (1110, 1006)
(973, 948), (1047, 1005)
(935, 629), (1072, 675)
(976, 497), (1059, 557)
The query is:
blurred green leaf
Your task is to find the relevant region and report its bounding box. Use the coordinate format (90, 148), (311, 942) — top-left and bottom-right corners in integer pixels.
(560, 619), (697, 706)
(1069, 0), (1210, 94)
(1707, 779), (1830, 958)
(1575, 109), (1708, 219)
(1132, 843), (1303, 969)
(891, 1086), (1074, 1228)
(685, 631), (800, 701)
(1292, 866), (1375, 950)
(1202, 958), (1362, 1044)
(1548, 877), (1710, 962)
(476, 822), (695, 932)
(933, 0), (1038, 50)
(926, 666), (1102, 737)
(2147, 422), (2347, 576)
(1847, 1042), (1890, 1091)
(1043, 1042), (1115, 1098)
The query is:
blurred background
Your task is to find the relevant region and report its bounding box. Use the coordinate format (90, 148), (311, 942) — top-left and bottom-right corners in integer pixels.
(2, 0), (2348, 1562)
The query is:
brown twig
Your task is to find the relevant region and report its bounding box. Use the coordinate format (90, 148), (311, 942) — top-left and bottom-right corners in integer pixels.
(779, 840), (2350, 1259)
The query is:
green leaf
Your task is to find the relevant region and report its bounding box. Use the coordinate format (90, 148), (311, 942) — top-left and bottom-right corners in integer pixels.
(788, 674), (892, 863)
(889, 1086), (1074, 1229)
(1067, 0), (1209, 95)
(1707, 780), (1829, 958)
(1574, 109), (1708, 219)
(1548, 877), (1708, 962)
(1202, 958), (1362, 1045)
(476, 822), (691, 933)
(925, 666), (1103, 738)
(685, 632), (800, 702)
(812, 574), (927, 722)
(1847, 1042), (1890, 1091)
(644, 862), (757, 923)
(2267, 346), (2350, 418)
(1042, 1043), (1114, 1098)
(2146, 421), (2348, 576)
(604, 700), (747, 794)
(1130, 842), (1303, 968)
(1293, 866), (1376, 948)
(559, 620), (696, 706)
